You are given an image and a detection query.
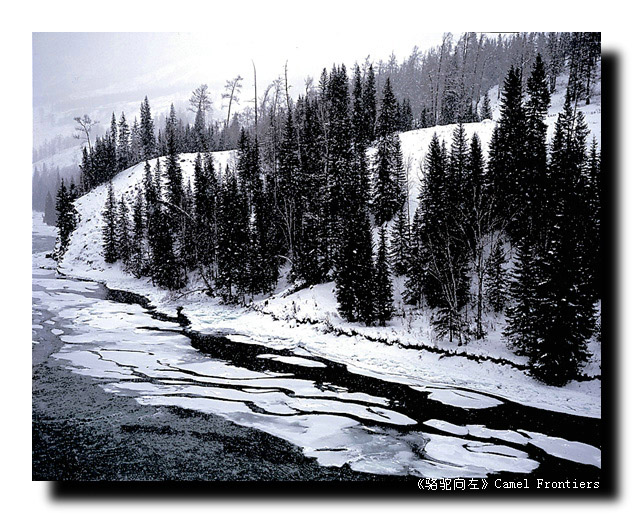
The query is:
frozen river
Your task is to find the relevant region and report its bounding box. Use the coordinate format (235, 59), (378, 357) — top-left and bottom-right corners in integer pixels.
(32, 220), (601, 482)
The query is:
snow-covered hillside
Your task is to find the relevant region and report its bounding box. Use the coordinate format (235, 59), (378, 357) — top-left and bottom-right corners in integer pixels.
(56, 73), (601, 420)
(32, 143), (84, 171)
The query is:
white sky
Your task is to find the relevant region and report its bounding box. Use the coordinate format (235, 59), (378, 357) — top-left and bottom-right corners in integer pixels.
(34, 31), (444, 106)
(33, 29), (445, 146)
(33, 17), (445, 145)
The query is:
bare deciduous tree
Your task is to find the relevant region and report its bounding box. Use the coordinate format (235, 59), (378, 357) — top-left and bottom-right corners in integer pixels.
(73, 114), (98, 153)
(189, 84), (212, 114)
(222, 75), (244, 128)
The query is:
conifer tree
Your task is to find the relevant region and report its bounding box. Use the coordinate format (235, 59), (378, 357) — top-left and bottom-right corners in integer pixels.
(505, 234), (540, 356)
(250, 175), (279, 294)
(164, 104), (184, 211)
(55, 179), (79, 258)
(480, 91), (493, 120)
(524, 54), (551, 244)
(151, 206), (186, 290)
(217, 169), (249, 302)
(463, 133), (499, 339)
(325, 64), (355, 268)
(399, 98), (414, 131)
(361, 64), (377, 145)
(419, 106), (430, 128)
(130, 189), (146, 277)
(193, 153), (217, 281)
(390, 203), (410, 276)
(405, 135), (447, 307)
(102, 182), (118, 263)
(140, 96), (156, 161)
(117, 194), (132, 268)
(118, 112), (132, 171)
(351, 64), (365, 148)
(110, 112), (118, 167)
(336, 196), (376, 324)
(373, 78), (405, 225)
(296, 96), (328, 285)
(487, 66), (527, 235)
(79, 147), (93, 191)
(375, 225), (394, 325)
(586, 138), (601, 299)
(507, 91), (595, 384)
(130, 117), (142, 164)
(485, 239), (508, 313)
(180, 179), (197, 271)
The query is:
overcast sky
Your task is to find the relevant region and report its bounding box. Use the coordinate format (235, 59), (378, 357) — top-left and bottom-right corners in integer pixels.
(32, 30), (444, 145)
(34, 31), (444, 106)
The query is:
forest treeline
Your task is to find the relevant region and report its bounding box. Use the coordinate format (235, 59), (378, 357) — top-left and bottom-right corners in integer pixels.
(37, 32), (599, 217)
(52, 32), (601, 386)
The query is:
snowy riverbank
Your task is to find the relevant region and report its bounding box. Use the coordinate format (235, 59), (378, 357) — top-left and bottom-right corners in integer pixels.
(41, 205), (600, 419)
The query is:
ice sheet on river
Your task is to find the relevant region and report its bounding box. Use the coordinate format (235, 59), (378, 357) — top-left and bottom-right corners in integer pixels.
(35, 268), (546, 478)
(32, 253), (600, 479)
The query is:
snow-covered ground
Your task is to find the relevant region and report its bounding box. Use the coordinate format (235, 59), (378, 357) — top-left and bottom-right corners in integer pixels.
(54, 74), (601, 420)
(33, 211), (601, 477)
(32, 143), (84, 171)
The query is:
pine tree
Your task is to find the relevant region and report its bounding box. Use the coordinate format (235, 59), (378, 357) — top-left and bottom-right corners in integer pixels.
(130, 117), (142, 164)
(376, 77), (398, 138)
(56, 179), (79, 258)
(361, 64), (377, 145)
(390, 203), (410, 276)
(336, 197), (376, 324)
(250, 175), (279, 295)
(79, 146), (93, 191)
(296, 96), (328, 285)
(102, 181), (118, 263)
(524, 53), (551, 244)
(140, 96), (156, 161)
(193, 153), (217, 277)
(116, 194), (132, 268)
(487, 65), (527, 236)
(480, 91), (493, 120)
(463, 133), (496, 339)
(351, 64), (365, 147)
(405, 134), (447, 307)
(586, 138), (601, 300)
(505, 234), (540, 356)
(448, 123), (469, 211)
(419, 106), (430, 128)
(440, 50), (461, 125)
(507, 91), (595, 385)
(373, 78), (405, 225)
(118, 112), (132, 171)
(399, 98), (414, 131)
(325, 64), (355, 269)
(164, 104), (184, 211)
(485, 239), (508, 313)
(151, 206), (186, 290)
(375, 225), (394, 325)
(217, 169), (250, 302)
(110, 112), (118, 168)
(130, 189), (146, 277)
(180, 179), (197, 271)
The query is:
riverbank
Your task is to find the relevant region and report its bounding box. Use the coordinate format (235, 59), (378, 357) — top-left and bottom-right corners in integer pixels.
(43, 209), (600, 420)
(34, 214), (405, 482)
(33, 308), (393, 482)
